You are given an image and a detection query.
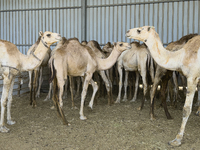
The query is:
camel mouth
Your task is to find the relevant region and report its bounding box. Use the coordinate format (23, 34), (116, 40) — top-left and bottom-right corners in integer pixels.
(55, 38), (62, 41)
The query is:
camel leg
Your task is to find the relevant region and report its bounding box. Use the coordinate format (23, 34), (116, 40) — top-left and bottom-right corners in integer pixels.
(63, 78), (68, 99)
(150, 75), (161, 120)
(122, 71), (129, 102)
(160, 75), (173, 119)
(169, 77), (196, 146)
(29, 71), (34, 105)
(80, 72), (93, 120)
(32, 69), (39, 107)
(99, 70), (112, 105)
(172, 71), (178, 107)
(106, 69), (113, 103)
(0, 75), (14, 132)
(52, 77), (69, 125)
(88, 79), (98, 109)
(44, 82), (52, 101)
(36, 67), (43, 98)
(138, 70), (148, 110)
(74, 77), (81, 99)
(69, 76), (77, 109)
(130, 71), (139, 102)
(195, 84), (200, 115)
(28, 70), (32, 89)
(7, 76), (16, 125)
(115, 64), (123, 103)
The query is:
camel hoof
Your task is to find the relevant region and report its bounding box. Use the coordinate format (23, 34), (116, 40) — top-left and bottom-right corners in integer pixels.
(137, 107), (142, 111)
(168, 138), (181, 147)
(0, 126), (10, 133)
(150, 115), (156, 121)
(80, 116), (87, 120)
(88, 104), (93, 110)
(71, 106), (78, 110)
(195, 110), (200, 116)
(122, 98), (128, 102)
(7, 120), (16, 125)
(130, 99), (136, 102)
(114, 100), (120, 104)
(50, 106), (55, 109)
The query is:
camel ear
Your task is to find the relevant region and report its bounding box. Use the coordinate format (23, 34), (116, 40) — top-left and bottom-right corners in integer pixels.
(113, 42), (117, 47)
(39, 31), (43, 36)
(148, 26), (155, 31)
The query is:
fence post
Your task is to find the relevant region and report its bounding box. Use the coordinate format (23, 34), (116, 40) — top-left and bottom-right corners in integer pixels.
(81, 0), (87, 41)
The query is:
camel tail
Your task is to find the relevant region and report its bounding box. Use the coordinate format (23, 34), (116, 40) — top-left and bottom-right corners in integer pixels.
(49, 57), (56, 83)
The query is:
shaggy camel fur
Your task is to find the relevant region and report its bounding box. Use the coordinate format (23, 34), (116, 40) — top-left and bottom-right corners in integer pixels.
(0, 31), (61, 132)
(49, 38), (131, 123)
(150, 33), (198, 120)
(27, 36), (51, 107)
(126, 26), (200, 146)
(115, 42), (154, 109)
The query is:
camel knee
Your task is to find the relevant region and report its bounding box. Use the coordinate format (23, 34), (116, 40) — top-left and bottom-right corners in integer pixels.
(183, 106), (191, 118)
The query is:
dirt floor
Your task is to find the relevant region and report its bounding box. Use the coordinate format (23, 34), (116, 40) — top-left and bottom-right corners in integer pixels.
(0, 86), (200, 150)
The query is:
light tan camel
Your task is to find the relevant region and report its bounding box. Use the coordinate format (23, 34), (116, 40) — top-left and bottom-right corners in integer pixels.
(149, 34), (198, 120)
(27, 36), (51, 107)
(0, 31), (61, 132)
(44, 37), (68, 102)
(49, 38), (131, 123)
(126, 26), (200, 146)
(115, 41), (154, 109)
(87, 40), (114, 105)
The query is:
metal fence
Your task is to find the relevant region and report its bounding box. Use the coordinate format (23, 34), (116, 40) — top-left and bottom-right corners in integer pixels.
(0, 0), (199, 95)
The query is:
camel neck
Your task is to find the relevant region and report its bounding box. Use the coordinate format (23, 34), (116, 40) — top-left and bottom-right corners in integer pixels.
(96, 47), (121, 70)
(20, 42), (49, 71)
(145, 33), (184, 71)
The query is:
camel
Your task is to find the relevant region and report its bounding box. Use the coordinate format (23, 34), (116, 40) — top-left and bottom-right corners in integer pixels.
(86, 40), (113, 105)
(149, 34), (198, 120)
(115, 41), (154, 108)
(0, 31), (61, 132)
(126, 26), (200, 146)
(49, 38), (131, 123)
(44, 37), (68, 102)
(27, 36), (51, 107)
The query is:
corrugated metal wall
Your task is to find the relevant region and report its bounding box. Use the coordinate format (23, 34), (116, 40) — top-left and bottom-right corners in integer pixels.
(86, 0), (200, 46)
(0, 0), (199, 96)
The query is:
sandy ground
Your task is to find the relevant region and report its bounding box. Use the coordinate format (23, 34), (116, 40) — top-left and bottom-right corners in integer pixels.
(0, 87), (200, 150)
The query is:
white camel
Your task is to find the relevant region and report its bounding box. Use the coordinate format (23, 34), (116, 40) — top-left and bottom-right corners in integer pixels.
(0, 31), (61, 132)
(126, 26), (200, 146)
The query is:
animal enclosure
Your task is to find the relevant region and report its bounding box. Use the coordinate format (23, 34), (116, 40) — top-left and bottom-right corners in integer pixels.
(0, 0), (200, 149)
(0, 0), (199, 95)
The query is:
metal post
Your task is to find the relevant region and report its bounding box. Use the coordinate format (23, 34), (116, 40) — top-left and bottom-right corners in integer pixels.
(81, 0), (87, 41)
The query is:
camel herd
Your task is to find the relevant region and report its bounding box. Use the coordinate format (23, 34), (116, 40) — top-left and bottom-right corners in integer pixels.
(0, 26), (200, 147)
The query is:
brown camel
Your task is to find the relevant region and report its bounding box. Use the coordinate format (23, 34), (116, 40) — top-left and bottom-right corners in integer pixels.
(0, 31), (61, 132)
(126, 26), (200, 146)
(27, 36), (51, 107)
(149, 33), (198, 120)
(49, 38), (131, 123)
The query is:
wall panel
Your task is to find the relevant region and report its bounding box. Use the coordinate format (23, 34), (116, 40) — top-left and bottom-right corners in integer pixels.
(0, 0), (199, 96)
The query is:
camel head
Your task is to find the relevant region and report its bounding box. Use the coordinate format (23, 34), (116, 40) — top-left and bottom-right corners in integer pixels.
(39, 31), (62, 47)
(81, 41), (88, 46)
(113, 42), (131, 52)
(126, 26), (155, 42)
(102, 42), (114, 53)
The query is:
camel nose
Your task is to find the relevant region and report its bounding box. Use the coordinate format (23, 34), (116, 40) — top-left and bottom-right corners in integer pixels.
(58, 34), (61, 37)
(126, 30), (130, 33)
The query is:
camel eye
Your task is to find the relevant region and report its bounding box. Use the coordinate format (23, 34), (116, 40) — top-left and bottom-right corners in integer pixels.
(137, 29), (141, 34)
(46, 34), (51, 37)
(119, 43), (123, 46)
